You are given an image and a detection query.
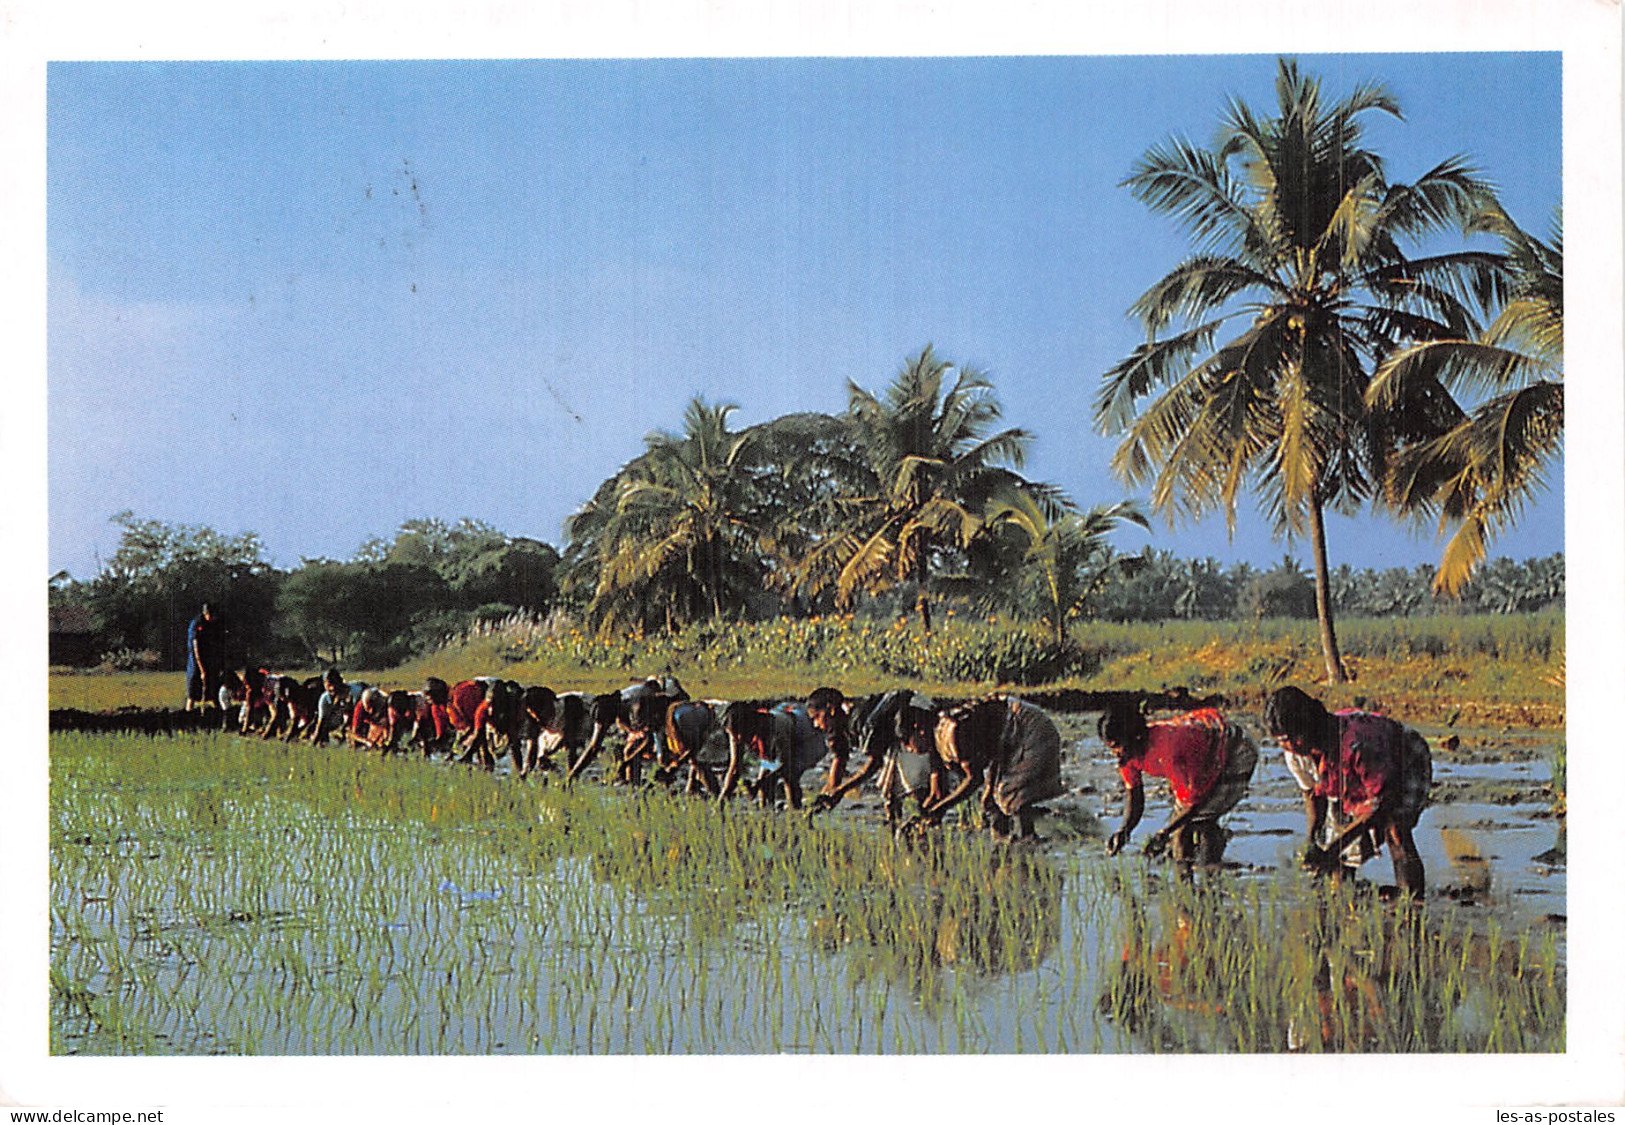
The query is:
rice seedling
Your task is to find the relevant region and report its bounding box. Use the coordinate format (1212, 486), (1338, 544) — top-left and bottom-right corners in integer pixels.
(50, 727), (1563, 1054)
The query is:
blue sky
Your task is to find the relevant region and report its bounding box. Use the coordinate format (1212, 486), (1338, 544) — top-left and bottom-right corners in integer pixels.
(47, 53), (1564, 579)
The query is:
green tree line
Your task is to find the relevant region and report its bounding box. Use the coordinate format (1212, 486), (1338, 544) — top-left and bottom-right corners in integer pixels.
(48, 501), (1562, 673)
(51, 513), (561, 670)
(50, 59), (1562, 675)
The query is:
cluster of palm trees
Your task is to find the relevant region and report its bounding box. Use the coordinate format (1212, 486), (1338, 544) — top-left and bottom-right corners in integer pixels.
(564, 59), (1561, 677)
(562, 347), (1140, 641)
(1096, 59), (1562, 682)
(1082, 550), (1563, 624)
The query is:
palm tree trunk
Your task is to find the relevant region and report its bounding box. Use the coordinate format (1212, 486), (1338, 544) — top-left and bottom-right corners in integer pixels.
(915, 550), (933, 633)
(1307, 492), (1348, 684)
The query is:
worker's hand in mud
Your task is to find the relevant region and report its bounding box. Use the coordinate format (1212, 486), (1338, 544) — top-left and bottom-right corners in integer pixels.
(1106, 829), (1130, 856)
(1142, 831), (1170, 858)
(807, 792), (841, 816)
(895, 812), (939, 839)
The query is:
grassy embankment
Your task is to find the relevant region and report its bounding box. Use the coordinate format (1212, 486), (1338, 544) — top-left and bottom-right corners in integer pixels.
(50, 611), (1563, 732)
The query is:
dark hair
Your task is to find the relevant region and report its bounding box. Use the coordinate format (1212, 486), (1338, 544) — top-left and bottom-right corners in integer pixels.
(806, 686), (845, 713)
(1097, 701), (1150, 756)
(894, 700), (937, 745)
(629, 692), (668, 731)
(721, 700), (770, 741)
(940, 697), (1007, 764)
(1263, 686), (1334, 748)
(556, 692), (587, 734)
(521, 685), (557, 725)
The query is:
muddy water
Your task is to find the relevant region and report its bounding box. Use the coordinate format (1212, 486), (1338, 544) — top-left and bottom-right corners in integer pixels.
(52, 725), (1565, 1055)
(1039, 720), (1566, 936)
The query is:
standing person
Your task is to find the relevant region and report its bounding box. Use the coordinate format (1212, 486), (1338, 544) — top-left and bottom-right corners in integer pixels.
(899, 696), (1064, 841)
(1099, 702), (1258, 865)
(185, 604), (223, 712)
(807, 689), (940, 827)
(1263, 686), (1432, 898)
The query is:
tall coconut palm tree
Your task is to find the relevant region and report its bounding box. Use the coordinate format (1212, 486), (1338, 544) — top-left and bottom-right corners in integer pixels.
(1094, 58), (1506, 682)
(781, 346), (1058, 631)
(1367, 209), (1562, 595)
(565, 398), (771, 633)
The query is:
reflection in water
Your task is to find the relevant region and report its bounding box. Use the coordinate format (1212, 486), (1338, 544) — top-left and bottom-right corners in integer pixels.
(1097, 876), (1263, 1052)
(1440, 828), (1494, 904)
(1300, 897), (1439, 1052)
(52, 732), (1564, 1055)
(1096, 873), (1563, 1053)
(810, 847), (1063, 1009)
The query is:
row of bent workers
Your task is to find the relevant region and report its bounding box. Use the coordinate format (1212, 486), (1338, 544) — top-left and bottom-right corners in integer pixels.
(218, 667), (1433, 897)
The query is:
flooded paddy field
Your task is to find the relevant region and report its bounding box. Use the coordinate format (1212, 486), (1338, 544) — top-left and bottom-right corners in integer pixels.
(50, 720), (1564, 1055)
(1042, 714), (1567, 930)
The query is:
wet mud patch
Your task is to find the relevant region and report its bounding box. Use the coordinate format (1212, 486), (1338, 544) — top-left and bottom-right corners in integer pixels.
(1051, 717), (1565, 932)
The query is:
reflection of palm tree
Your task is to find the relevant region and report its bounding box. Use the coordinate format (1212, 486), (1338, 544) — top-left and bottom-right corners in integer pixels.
(1370, 211), (1562, 595)
(1096, 59), (1503, 682)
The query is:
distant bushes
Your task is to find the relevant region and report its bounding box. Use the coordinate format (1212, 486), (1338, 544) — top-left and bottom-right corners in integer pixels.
(1078, 611), (1563, 665)
(447, 609), (1562, 696)
(414, 611), (1562, 729)
(96, 648), (163, 673)
(491, 615), (1093, 687)
(1334, 612), (1562, 662)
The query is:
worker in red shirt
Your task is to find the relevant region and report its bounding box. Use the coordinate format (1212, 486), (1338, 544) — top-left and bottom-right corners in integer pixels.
(349, 687), (393, 749)
(1264, 686), (1431, 898)
(1099, 702), (1258, 866)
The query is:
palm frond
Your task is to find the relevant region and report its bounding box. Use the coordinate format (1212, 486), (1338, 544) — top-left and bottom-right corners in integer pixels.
(1128, 255), (1284, 335)
(1095, 315), (1232, 434)
(1376, 156), (1499, 242)
(1123, 135), (1259, 253)
(1370, 340), (1555, 407)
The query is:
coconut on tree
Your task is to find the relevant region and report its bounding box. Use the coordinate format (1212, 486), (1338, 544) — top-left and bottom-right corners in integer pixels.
(1094, 58), (1509, 682)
